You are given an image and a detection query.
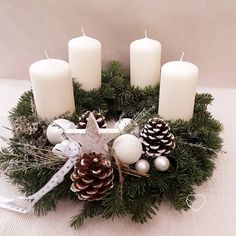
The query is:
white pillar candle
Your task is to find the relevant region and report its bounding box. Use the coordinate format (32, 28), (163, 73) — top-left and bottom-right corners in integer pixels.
(130, 31), (161, 88)
(158, 56), (199, 121)
(68, 29), (101, 90)
(30, 59), (75, 120)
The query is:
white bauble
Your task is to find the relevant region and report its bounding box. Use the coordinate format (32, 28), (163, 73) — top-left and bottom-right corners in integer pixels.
(154, 156), (170, 171)
(112, 134), (143, 164)
(46, 119), (76, 145)
(135, 159), (150, 174)
(114, 118), (140, 137)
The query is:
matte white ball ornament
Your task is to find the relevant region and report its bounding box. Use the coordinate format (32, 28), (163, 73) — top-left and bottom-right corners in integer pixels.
(154, 156), (170, 171)
(112, 134), (143, 164)
(46, 119), (76, 145)
(135, 159), (150, 174)
(114, 118), (140, 137)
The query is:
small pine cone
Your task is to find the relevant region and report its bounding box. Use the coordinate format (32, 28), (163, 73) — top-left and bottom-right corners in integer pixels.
(13, 116), (39, 136)
(76, 111), (107, 129)
(140, 117), (175, 157)
(71, 152), (114, 201)
(12, 115), (49, 147)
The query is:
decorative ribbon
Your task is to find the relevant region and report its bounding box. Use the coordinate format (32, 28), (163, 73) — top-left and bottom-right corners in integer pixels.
(0, 140), (81, 214)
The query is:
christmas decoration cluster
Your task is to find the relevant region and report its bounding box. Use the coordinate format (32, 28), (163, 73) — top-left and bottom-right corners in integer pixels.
(67, 110), (176, 202)
(0, 62), (223, 229)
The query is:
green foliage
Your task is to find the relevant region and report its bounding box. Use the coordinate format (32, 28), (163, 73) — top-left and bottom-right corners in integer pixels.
(0, 61), (223, 228)
(101, 184), (126, 219)
(70, 61), (159, 121)
(9, 90), (33, 122)
(70, 201), (103, 229)
(123, 175), (162, 223)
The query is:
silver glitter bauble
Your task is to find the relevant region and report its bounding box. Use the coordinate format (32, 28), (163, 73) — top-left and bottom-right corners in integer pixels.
(135, 159), (150, 174)
(154, 156), (170, 171)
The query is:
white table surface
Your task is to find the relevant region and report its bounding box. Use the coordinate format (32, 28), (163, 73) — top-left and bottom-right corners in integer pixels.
(0, 79), (236, 236)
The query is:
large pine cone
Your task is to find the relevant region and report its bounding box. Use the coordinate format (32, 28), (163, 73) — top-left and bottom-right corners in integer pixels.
(140, 117), (175, 157)
(71, 152), (114, 201)
(76, 111), (107, 129)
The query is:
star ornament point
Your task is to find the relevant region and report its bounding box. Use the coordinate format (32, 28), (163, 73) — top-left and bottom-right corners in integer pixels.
(65, 113), (120, 154)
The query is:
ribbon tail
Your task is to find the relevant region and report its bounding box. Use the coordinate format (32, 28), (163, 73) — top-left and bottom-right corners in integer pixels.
(0, 196), (30, 213)
(0, 156), (77, 214)
(0, 196), (14, 203)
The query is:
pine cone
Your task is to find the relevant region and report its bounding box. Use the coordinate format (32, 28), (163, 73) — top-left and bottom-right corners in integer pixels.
(76, 111), (107, 129)
(12, 115), (48, 138)
(71, 152), (114, 201)
(140, 117), (175, 157)
(12, 116), (49, 146)
(13, 116), (39, 136)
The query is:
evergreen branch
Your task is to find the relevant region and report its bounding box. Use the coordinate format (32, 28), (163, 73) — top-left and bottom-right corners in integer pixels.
(0, 137), (65, 171)
(176, 139), (218, 155)
(124, 177), (147, 198)
(101, 185), (126, 219)
(128, 193), (161, 223)
(70, 202), (103, 229)
(9, 90), (34, 122)
(168, 184), (195, 211)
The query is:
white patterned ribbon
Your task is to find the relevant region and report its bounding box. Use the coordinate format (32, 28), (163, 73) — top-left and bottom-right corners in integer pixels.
(0, 140), (81, 214)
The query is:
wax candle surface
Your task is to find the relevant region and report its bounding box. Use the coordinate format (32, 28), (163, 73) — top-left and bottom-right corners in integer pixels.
(68, 34), (101, 90)
(130, 35), (161, 88)
(158, 61), (199, 121)
(30, 59), (75, 120)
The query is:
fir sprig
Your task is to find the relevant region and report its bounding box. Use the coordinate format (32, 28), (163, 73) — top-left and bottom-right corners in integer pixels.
(70, 201), (103, 229)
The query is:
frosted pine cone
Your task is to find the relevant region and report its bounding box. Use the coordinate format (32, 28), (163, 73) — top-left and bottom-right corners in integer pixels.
(13, 116), (40, 136)
(71, 152), (114, 201)
(140, 117), (175, 157)
(12, 116), (49, 146)
(76, 111), (107, 129)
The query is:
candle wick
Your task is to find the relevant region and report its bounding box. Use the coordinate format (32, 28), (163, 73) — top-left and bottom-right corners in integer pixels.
(81, 27), (86, 36)
(44, 51), (50, 59)
(144, 29), (148, 38)
(180, 52), (185, 61)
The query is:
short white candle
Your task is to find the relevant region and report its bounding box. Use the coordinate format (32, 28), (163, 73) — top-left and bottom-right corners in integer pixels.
(158, 55), (199, 121)
(130, 31), (161, 88)
(30, 59), (75, 120)
(68, 29), (101, 90)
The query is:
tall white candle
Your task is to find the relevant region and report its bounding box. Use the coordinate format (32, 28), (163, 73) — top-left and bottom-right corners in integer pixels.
(158, 56), (199, 121)
(30, 59), (75, 120)
(130, 31), (161, 88)
(68, 29), (101, 90)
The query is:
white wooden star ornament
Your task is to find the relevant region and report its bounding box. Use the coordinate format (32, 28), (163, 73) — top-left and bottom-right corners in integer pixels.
(65, 113), (120, 154)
